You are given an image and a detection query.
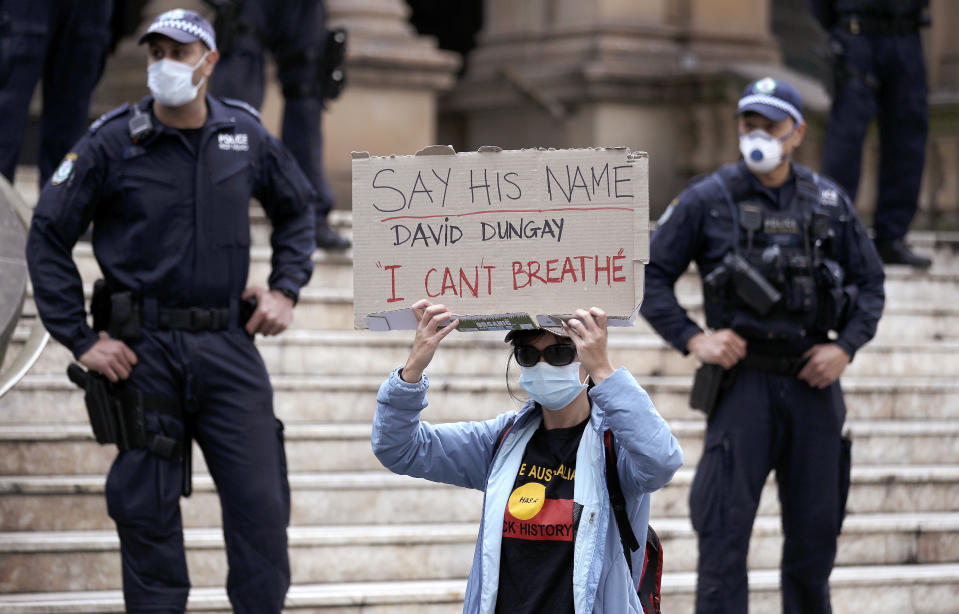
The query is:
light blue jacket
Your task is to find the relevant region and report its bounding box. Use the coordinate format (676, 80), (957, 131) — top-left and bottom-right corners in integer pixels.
(373, 366), (684, 613)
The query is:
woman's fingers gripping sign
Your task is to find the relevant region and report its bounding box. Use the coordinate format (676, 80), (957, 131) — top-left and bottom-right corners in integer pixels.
(402, 300), (460, 383)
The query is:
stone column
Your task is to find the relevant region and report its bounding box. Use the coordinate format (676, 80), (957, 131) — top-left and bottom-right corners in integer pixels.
(317, 0), (460, 207)
(444, 0), (777, 210)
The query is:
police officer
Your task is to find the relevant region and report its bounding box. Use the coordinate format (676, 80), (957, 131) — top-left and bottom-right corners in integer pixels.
(25, 10), (315, 613)
(641, 77), (885, 614)
(811, 0), (932, 268)
(0, 0), (113, 186)
(207, 0), (351, 251)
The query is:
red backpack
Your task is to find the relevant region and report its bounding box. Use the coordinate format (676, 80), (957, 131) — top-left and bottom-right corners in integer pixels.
(495, 423), (664, 613)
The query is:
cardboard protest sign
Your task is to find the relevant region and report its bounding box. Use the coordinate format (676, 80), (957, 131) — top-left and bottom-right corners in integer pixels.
(351, 145), (649, 331)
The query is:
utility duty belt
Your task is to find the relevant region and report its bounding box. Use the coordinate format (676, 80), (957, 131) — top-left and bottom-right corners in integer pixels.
(689, 351), (811, 416)
(839, 13), (926, 35)
(91, 280), (256, 342)
(740, 352), (809, 377)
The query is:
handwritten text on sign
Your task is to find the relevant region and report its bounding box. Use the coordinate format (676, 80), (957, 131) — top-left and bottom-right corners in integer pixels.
(351, 147), (649, 330)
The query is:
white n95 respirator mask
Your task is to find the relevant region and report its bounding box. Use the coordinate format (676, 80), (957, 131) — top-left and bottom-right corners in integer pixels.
(148, 51), (209, 107)
(739, 129), (791, 174)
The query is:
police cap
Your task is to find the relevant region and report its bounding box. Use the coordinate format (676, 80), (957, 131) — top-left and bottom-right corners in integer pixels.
(138, 9), (216, 51)
(736, 77), (804, 124)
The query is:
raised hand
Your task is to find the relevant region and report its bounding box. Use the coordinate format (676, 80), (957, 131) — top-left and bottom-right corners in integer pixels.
(401, 299), (459, 383)
(563, 307), (615, 384)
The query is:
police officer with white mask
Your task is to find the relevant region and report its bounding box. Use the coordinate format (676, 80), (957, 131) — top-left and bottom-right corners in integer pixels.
(27, 9), (316, 613)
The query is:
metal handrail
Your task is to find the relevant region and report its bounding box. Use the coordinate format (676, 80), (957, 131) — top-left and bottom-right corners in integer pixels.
(0, 175), (49, 398)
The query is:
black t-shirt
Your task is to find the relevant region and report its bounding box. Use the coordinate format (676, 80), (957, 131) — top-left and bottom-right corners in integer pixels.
(496, 417), (588, 614)
(177, 127), (204, 155)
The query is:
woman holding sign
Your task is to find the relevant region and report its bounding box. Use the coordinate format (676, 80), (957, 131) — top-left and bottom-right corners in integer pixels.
(372, 300), (683, 613)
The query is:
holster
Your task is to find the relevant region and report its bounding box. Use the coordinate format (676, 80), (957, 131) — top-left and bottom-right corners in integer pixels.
(108, 291), (142, 343)
(67, 364), (183, 463)
(689, 363), (726, 417)
(91, 280), (142, 343)
(322, 28), (347, 102)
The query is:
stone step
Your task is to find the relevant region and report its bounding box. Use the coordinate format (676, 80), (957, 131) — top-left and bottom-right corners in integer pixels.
(250, 214), (353, 248)
(67, 243), (356, 291)
(211, 290), (959, 341)
(51, 239), (959, 302)
(0, 523), (475, 593)
(4, 374), (958, 427)
(0, 580), (466, 614)
(17, 269), (959, 346)
(2, 418), (957, 476)
(7, 323), (958, 381)
(2, 464), (956, 532)
(2, 512), (956, 593)
(1, 564), (958, 614)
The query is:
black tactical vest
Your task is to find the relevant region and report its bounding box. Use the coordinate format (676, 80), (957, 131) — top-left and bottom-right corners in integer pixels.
(704, 165), (854, 342)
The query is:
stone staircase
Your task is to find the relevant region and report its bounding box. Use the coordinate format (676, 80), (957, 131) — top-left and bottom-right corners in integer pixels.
(2, 169), (959, 612)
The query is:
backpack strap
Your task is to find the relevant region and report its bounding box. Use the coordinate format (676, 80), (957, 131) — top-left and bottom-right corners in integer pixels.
(604, 430), (641, 570)
(606, 430), (664, 614)
(638, 525), (664, 614)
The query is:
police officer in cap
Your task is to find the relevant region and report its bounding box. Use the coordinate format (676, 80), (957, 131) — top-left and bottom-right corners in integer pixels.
(811, 0), (932, 268)
(641, 77), (885, 613)
(26, 9), (315, 613)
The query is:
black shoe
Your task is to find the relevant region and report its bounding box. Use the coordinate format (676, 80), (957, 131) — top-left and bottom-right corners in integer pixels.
(874, 238), (932, 269)
(315, 223), (351, 251)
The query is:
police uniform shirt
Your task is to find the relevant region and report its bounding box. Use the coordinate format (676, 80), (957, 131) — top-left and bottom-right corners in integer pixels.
(26, 96), (317, 359)
(496, 417), (587, 614)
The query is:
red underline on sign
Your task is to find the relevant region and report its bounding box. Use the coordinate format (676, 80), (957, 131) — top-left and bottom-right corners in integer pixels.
(379, 206), (635, 223)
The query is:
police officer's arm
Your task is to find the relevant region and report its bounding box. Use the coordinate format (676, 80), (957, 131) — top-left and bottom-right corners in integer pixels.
(244, 135), (316, 335)
(640, 193), (707, 353)
(26, 137), (137, 381)
(832, 196), (886, 360)
(254, 134), (316, 303)
(641, 192), (746, 368)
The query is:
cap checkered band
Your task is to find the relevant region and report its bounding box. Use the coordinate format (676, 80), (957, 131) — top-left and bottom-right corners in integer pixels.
(738, 94), (803, 123)
(147, 18), (216, 51)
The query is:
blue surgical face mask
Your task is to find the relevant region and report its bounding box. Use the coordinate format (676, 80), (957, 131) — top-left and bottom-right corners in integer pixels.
(518, 361), (587, 411)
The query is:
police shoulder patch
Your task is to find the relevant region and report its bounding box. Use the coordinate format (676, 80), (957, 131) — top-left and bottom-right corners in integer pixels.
(657, 198), (678, 226)
(819, 187), (841, 207)
(221, 98), (262, 122)
(51, 153), (78, 186)
(89, 103), (131, 134)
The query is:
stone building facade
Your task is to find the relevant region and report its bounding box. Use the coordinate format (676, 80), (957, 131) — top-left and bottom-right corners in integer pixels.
(83, 0), (959, 227)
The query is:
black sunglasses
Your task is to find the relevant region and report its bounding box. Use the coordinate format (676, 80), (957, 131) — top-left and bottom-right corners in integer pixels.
(514, 343), (577, 367)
